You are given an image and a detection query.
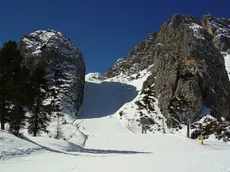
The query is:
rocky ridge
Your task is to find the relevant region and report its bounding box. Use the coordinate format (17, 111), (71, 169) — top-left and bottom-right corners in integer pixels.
(143, 14), (230, 124)
(105, 14), (230, 139)
(105, 14), (230, 78)
(202, 13), (230, 53)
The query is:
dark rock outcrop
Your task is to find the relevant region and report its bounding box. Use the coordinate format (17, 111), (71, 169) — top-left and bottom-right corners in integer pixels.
(191, 116), (230, 142)
(202, 13), (230, 53)
(143, 14), (230, 124)
(105, 14), (230, 125)
(19, 30), (85, 115)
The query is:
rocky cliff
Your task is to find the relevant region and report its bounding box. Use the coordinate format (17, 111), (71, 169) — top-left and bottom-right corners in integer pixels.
(19, 29), (85, 116)
(202, 13), (230, 54)
(143, 14), (230, 125)
(105, 14), (230, 126)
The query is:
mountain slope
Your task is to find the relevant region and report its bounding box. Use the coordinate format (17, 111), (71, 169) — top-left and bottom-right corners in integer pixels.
(2, 68), (230, 170)
(105, 14), (230, 132)
(2, 13), (230, 172)
(2, 71), (230, 170)
(79, 73), (138, 119)
(2, 137), (230, 172)
(1, 55), (230, 172)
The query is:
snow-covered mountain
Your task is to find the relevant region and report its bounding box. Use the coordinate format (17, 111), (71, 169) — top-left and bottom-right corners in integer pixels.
(19, 29), (85, 116)
(17, 30), (86, 139)
(14, 15), (230, 141)
(2, 64), (230, 172)
(2, 13), (230, 172)
(104, 14), (230, 140)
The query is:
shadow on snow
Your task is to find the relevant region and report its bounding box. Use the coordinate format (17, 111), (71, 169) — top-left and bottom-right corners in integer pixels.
(79, 81), (138, 119)
(80, 148), (151, 155)
(21, 135), (150, 156)
(21, 135), (80, 157)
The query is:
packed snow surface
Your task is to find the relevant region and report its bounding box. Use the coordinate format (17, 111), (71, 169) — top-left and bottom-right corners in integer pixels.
(0, 130), (42, 160)
(1, 130), (230, 172)
(1, 70), (230, 171)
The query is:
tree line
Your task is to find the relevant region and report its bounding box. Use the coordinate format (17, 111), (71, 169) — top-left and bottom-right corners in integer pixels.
(0, 41), (62, 137)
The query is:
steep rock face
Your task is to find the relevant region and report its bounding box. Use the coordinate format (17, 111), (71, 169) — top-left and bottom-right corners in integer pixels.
(105, 14), (230, 126)
(202, 13), (230, 53)
(19, 30), (85, 115)
(143, 14), (230, 124)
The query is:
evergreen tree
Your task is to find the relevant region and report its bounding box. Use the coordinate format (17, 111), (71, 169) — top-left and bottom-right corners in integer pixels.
(55, 111), (63, 139)
(0, 41), (25, 131)
(8, 64), (32, 135)
(49, 69), (64, 139)
(9, 105), (25, 135)
(0, 41), (64, 137)
(27, 67), (51, 137)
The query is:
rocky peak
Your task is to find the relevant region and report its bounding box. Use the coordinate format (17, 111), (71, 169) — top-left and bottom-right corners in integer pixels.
(104, 14), (211, 79)
(19, 29), (85, 116)
(143, 14), (230, 124)
(202, 13), (230, 53)
(106, 13), (230, 127)
(169, 14), (201, 27)
(20, 29), (84, 67)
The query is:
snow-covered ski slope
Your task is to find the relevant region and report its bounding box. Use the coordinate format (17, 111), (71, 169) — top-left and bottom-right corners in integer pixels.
(1, 68), (230, 172)
(1, 131), (230, 172)
(0, 130), (42, 160)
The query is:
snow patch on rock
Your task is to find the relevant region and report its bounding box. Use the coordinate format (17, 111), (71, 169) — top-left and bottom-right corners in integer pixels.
(224, 54), (230, 80)
(189, 23), (205, 39)
(85, 72), (105, 82)
(22, 29), (81, 58)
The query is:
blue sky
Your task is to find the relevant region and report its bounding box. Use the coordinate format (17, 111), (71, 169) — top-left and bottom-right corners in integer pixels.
(1, 0), (230, 74)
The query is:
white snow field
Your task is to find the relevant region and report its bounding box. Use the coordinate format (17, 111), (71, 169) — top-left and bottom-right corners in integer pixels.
(1, 69), (230, 172)
(0, 130), (42, 160)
